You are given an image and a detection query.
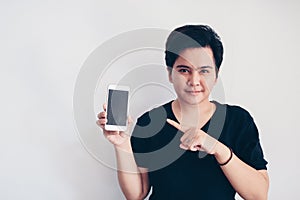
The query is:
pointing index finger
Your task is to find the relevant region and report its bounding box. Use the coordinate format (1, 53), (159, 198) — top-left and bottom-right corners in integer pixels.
(166, 118), (182, 131)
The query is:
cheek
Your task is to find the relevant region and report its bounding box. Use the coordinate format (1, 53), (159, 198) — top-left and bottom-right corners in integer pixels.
(203, 75), (216, 89)
(206, 81), (215, 90)
(172, 73), (186, 83)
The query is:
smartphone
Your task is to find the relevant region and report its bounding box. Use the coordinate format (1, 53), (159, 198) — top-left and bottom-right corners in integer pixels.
(105, 84), (130, 131)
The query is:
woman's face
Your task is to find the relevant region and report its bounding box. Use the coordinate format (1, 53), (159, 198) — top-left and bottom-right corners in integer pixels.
(168, 47), (217, 105)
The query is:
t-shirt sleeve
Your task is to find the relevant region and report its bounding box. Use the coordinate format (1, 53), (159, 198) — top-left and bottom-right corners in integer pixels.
(235, 115), (268, 170)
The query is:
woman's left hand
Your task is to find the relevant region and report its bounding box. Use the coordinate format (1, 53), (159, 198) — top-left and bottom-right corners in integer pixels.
(166, 118), (219, 154)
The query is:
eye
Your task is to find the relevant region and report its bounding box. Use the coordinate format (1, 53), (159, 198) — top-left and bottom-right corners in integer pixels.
(200, 69), (210, 74)
(178, 68), (190, 73)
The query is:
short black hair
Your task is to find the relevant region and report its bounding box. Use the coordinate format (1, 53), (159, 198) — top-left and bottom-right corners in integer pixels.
(165, 25), (224, 77)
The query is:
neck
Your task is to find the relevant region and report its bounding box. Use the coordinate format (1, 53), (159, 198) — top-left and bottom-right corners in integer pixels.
(177, 99), (211, 112)
(173, 99), (213, 128)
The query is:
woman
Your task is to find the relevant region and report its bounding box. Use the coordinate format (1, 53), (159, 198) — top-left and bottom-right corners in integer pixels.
(97, 25), (269, 199)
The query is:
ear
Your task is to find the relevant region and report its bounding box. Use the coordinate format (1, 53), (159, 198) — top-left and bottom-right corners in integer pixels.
(167, 67), (173, 83)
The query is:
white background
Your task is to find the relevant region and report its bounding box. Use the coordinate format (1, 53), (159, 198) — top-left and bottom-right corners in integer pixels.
(1, 0), (299, 199)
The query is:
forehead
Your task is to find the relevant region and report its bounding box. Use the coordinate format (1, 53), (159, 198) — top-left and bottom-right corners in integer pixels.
(175, 47), (215, 67)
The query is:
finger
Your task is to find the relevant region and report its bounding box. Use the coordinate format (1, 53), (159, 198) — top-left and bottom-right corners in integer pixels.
(103, 103), (107, 112)
(97, 111), (106, 119)
(182, 136), (196, 149)
(96, 119), (106, 129)
(181, 129), (202, 151)
(189, 141), (200, 151)
(190, 147), (198, 151)
(179, 143), (188, 150)
(180, 142), (199, 151)
(166, 118), (182, 131)
(124, 116), (134, 134)
(185, 137), (193, 146)
(197, 145), (205, 152)
(96, 120), (102, 127)
(98, 118), (107, 125)
(180, 134), (190, 145)
(179, 128), (194, 143)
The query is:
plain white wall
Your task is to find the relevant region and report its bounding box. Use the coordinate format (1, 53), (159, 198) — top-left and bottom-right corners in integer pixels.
(1, 0), (299, 199)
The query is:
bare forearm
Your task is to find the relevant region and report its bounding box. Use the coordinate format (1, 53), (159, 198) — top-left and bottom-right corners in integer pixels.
(97, 107), (148, 199)
(214, 143), (269, 200)
(114, 140), (148, 200)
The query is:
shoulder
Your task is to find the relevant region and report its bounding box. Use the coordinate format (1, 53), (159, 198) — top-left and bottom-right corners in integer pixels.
(136, 101), (173, 126)
(214, 101), (254, 124)
(131, 101), (173, 148)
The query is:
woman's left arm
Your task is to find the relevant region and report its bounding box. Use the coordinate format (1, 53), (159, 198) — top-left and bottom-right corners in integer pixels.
(166, 118), (269, 200)
(214, 142), (269, 200)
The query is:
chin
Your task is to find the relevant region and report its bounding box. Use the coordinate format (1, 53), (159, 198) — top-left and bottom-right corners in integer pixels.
(182, 98), (205, 105)
(177, 92), (209, 105)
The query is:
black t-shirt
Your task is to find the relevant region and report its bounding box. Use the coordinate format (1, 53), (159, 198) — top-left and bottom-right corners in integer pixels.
(130, 101), (268, 200)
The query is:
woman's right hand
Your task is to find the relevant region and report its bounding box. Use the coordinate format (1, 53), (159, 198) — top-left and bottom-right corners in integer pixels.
(96, 104), (131, 147)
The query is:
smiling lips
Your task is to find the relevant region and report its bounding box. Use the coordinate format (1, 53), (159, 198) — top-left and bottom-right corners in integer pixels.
(186, 90), (203, 95)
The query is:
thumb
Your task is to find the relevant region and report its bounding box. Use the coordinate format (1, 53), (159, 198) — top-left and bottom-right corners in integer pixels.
(122, 116), (134, 137)
(128, 116), (133, 125)
(103, 103), (107, 111)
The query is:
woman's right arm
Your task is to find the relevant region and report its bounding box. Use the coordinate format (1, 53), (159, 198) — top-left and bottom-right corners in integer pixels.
(96, 105), (150, 200)
(114, 139), (150, 200)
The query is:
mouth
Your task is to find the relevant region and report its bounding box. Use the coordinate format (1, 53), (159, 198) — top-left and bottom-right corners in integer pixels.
(186, 90), (203, 95)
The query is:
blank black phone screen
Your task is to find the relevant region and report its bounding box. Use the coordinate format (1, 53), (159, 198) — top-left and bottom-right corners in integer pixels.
(107, 89), (128, 126)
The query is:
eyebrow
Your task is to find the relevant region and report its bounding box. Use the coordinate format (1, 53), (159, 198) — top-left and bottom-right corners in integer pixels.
(175, 65), (213, 70)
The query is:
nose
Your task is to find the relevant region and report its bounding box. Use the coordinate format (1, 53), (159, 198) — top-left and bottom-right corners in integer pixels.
(188, 72), (201, 86)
